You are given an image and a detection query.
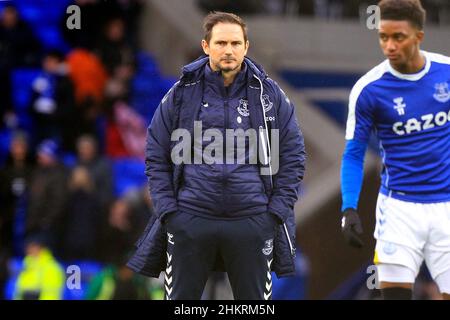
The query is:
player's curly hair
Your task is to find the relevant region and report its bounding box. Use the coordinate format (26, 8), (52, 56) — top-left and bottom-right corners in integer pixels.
(203, 11), (248, 44)
(378, 0), (426, 30)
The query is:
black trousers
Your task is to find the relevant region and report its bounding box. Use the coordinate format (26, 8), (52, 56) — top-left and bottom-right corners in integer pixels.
(164, 211), (278, 300)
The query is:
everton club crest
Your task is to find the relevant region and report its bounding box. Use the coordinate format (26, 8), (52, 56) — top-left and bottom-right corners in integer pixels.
(433, 82), (450, 103)
(262, 239), (273, 256)
(262, 94), (273, 113)
(237, 99), (249, 117)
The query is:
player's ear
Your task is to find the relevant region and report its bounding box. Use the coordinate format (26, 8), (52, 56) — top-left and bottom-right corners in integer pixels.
(416, 30), (424, 43)
(244, 40), (249, 55)
(201, 39), (209, 55)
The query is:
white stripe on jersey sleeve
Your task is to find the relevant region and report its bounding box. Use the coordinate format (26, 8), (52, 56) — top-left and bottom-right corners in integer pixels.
(345, 61), (389, 140)
(423, 51), (450, 66)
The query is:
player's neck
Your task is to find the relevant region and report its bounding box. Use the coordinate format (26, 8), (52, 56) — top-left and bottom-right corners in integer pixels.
(392, 51), (425, 74)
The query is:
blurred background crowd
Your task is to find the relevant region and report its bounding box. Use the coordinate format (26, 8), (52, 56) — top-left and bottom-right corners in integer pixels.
(1, 0), (448, 300)
(199, 0), (450, 24)
(0, 0), (174, 300)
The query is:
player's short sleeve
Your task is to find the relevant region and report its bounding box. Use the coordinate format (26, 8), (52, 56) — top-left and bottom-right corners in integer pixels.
(345, 84), (375, 142)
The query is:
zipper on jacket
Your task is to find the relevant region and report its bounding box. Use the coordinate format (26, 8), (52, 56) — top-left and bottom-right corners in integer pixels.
(253, 75), (273, 188)
(259, 126), (269, 165)
(254, 75), (295, 257)
(222, 98), (229, 215)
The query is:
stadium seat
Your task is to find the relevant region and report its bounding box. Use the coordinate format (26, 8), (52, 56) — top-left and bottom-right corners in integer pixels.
(11, 69), (41, 113)
(112, 158), (147, 197)
(3, 257), (24, 300)
(32, 27), (70, 52)
(10, 69), (41, 133)
(11, 1), (71, 52)
(0, 129), (12, 165)
(61, 152), (77, 168)
(130, 52), (177, 120)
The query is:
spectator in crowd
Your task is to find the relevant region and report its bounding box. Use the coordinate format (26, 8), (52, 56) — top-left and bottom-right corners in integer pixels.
(85, 261), (152, 300)
(110, 102), (147, 160)
(0, 131), (34, 256)
(62, 0), (143, 50)
(123, 185), (154, 228)
(30, 51), (76, 150)
(0, 132), (34, 299)
(95, 17), (135, 76)
(65, 48), (109, 140)
(61, 166), (101, 261)
(66, 48), (109, 107)
(0, 5), (41, 67)
(0, 5), (41, 129)
(26, 140), (68, 251)
(100, 198), (144, 264)
(112, 0), (144, 48)
(14, 235), (65, 300)
(76, 134), (114, 214)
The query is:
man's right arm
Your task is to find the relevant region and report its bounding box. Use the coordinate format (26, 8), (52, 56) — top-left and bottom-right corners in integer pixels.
(341, 83), (374, 211)
(145, 85), (179, 221)
(341, 139), (367, 212)
(340, 84), (374, 247)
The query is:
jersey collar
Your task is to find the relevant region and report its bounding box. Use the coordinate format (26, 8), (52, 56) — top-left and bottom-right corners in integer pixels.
(387, 51), (431, 81)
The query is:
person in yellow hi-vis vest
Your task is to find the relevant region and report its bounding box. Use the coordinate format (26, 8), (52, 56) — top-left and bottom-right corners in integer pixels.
(14, 236), (65, 300)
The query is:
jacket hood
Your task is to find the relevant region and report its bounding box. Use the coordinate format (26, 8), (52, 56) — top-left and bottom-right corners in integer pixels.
(180, 55), (267, 83)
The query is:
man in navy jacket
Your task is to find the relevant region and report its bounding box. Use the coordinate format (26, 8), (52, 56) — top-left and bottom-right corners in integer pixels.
(127, 11), (306, 300)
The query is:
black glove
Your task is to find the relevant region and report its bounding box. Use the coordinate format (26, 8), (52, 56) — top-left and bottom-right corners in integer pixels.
(341, 208), (364, 248)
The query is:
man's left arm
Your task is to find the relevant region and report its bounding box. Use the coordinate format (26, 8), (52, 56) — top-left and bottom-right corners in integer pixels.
(268, 84), (306, 223)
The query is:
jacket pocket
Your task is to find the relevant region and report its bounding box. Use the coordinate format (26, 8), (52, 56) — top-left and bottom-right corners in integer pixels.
(127, 216), (168, 278)
(273, 213), (296, 277)
(135, 213), (157, 248)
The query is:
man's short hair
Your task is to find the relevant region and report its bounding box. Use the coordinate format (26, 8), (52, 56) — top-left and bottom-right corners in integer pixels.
(203, 11), (248, 44)
(45, 49), (65, 62)
(378, 0), (426, 30)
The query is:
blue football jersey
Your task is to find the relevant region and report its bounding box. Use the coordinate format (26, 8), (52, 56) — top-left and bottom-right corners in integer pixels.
(346, 51), (450, 203)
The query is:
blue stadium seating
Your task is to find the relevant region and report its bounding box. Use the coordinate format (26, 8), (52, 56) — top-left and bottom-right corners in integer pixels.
(130, 52), (177, 121)
(11, 69), (41, 113)
(0, 0), (72, 52)
(61, 152), (77, 168)
(34, 26), (70, 52)
(10, 69), (41, 134)
(280, 69), (361, 89)
(279, 69), (362, 128)
(0, 129), (12, 165)
(112, 158), (147, 197)
(3, 257), (23, 300)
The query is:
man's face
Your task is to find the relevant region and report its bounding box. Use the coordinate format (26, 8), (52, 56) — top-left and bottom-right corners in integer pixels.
(77, 140), (96, 162)
(43, 56), (60, 73)
(1, 7), (18, 29)
(10, 139), (27, 162)
(106, 19), (125, 42)
(37, 152), (55, 167)
(202, 22), (249, 73)
(378, 20), (424, 70)
(25, 243), (43, 257)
